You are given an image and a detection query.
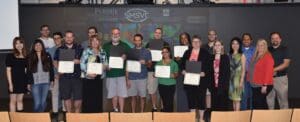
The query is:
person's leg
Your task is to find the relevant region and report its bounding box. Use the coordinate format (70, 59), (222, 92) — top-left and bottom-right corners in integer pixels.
(276, 76), (289, 109)
(158, 85), (166, 112)
(267, 77), (278, 109)
(16, 94), (24, 111)
(9, 94), (17, 112)
(64, 99), (72, 112)
(206, 89), (211, 109)
(106, 77), (118, 111)
(73, 78), (82, 113)
(137, 79), (147, 112)
(140, 97), (146, 112)
(31, 84), (42, 112)
(59, 77), (72, 112)
(117, 76), (127, 113)
(147, 72), (158, 110)
(131, 96), (137, 113)
(165, 85), (175, 112)
(51, 80), (59, 113)
(40, 83), (50, 112)
(241, 81), (249, 110)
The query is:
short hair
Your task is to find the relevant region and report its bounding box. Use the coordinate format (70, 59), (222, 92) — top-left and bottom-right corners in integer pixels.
(270, 31), (282, 39)
(229, 37), (243, 54)
(242, 33), (253, 40)
(88, 26), (98, 33)
(155, 27), (163, 33)
(134, 33), (143, 40)
(192, 35), (202, 41)
(53, 32), (63, 38)
(40, 24), (49, 30)
(65, 30), (74, 36)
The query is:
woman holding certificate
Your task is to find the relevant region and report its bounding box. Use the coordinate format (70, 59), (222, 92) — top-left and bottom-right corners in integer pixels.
(80, 35), (107, 113)
(27, 39), (54, 112)
(181, 35), (211, 122)
(210, 40), (230, 111)
(155, 47), (179, 112)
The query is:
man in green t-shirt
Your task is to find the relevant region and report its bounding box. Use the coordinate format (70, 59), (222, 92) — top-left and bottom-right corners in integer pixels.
(103, 28), (130, 112)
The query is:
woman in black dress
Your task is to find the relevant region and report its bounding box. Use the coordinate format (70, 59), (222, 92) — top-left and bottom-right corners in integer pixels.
(6, 37), (28, 112)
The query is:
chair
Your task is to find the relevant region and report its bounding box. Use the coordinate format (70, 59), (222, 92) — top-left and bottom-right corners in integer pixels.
(251, 109), (293, 122)
(210, 110), (251, 122)
(110, 112), (152, 122)
(153, 112), (195, 122)
(9, 112), (51, 122)
(291, 109), (300, 122)
(66, 113), (109, 122)
(0, 112), (10, 122)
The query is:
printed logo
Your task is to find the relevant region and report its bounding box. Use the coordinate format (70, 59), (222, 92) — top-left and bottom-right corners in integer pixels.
(124, 8), (149, 22)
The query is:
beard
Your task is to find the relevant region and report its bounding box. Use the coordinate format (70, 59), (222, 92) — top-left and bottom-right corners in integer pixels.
(112, 37), (120, 43)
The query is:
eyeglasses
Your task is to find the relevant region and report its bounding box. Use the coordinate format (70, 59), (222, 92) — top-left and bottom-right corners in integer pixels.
(162, 51), (169, 54)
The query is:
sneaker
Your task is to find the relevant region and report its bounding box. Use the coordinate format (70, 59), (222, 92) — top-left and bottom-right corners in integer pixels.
(113, 108), (119, 112)
(152, 108), (158, 112)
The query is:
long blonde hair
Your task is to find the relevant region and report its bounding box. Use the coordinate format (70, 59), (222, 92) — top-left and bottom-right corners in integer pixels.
(252, 39), (269, 61)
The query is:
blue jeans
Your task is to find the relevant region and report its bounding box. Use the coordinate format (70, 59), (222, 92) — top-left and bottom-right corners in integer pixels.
(32, 83), (50, 112)
(241, 81), (253, 110)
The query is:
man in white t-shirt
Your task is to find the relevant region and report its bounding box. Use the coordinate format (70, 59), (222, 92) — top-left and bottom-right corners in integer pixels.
(39, 24), (55, 51)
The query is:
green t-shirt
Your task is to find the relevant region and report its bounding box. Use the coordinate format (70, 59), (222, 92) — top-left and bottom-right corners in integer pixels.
(156, 60), (179, 85)
(103, 41), (130, 78)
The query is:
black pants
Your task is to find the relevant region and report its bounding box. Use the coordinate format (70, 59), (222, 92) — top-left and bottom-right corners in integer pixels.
(158, 84), (176, 112)
(211, 87), (229, 111)
(82, 77), (103, 113)
(252, 85), (273, 109)
(184, 85), (206, 110)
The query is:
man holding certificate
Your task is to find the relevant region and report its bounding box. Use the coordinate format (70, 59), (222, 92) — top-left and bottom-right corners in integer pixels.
(80, 35), (107, 113)
(53, 31), (83, 113)
(126, 34), (152, 113)
(103, 28), (130, 112)
(180, 35), (211, 122)
(145, 27), (169, 111)
(155, 47), (179, 112)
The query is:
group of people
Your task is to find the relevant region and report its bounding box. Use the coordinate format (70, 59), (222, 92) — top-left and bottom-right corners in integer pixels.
(6, 25), (291, 122)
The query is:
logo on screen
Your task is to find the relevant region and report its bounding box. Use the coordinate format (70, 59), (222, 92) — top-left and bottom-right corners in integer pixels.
(125, 8), (149, 23)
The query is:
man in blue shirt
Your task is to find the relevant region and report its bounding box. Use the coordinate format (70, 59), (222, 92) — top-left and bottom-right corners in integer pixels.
(241, 33), (256, 110)
(53, 31), (83, 113)
(126, 34), (152, 113)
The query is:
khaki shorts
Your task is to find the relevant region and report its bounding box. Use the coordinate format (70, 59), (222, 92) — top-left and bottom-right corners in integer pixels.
(127, 79), (147, 97)
(147, 72), (158, 95)
(106, 76), (128, 99)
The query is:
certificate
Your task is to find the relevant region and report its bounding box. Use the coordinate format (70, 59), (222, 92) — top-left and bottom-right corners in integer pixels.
(109, 56), (124, 69)
(174, 46), (188, 57)
(87, 63), (103, 75)
(126, 60), (141, 73)
(184, 73), (201, 86)
(58, 61), (74, 73)
(150, 50), (162, 62)
(155, 65), (170, 78)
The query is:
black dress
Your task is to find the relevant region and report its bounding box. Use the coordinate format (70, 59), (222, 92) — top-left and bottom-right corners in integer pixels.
(5, 53), (27, 94)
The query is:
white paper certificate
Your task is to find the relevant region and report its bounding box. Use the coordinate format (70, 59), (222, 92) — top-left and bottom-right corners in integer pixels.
(174, 46), (188, 58)
(155, 65), (170, 78)
(109, 57), (124, 69)
(87, 63), (103, 75)
(58, 61), (74, 73)
(150, 50), (162, 62)
(126, 60), (141, 73)
(184, 73), (201, 86)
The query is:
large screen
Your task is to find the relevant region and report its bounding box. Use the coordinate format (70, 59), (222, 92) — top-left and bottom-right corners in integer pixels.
(0, 0), (19, 50)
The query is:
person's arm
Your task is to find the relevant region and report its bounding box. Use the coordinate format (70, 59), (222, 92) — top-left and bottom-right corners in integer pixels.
(53, 48), (59, 69)
(48, 53), (55, 83)
(80, 49), (88, 73)
(5, 54), (14, 92)
(223, 55), (231, 90)
(274, 47), (291, 72)
(171, 61), (179, 79)
(263, 54), (275, 85)
(240, 54), (246, 88)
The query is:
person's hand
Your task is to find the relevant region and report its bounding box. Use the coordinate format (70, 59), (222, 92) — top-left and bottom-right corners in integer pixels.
(200, 72), (205, 77)
(182, 70), (186, 75)
(27, 84), (32, 92)
(74, 59), (80, 64)
(170, 73), (175, 78)
(261, 86), (267, 94)
(126, 80), (131, 89)
(140, 60), (146, 65)
(87, 74), (97, 78)
(122, 54), (127, 60)
(50, 82), (55, 89)
(175, 57), (181, 61)
(239, 82), (244, 89)
(9, 84), (13, 92)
